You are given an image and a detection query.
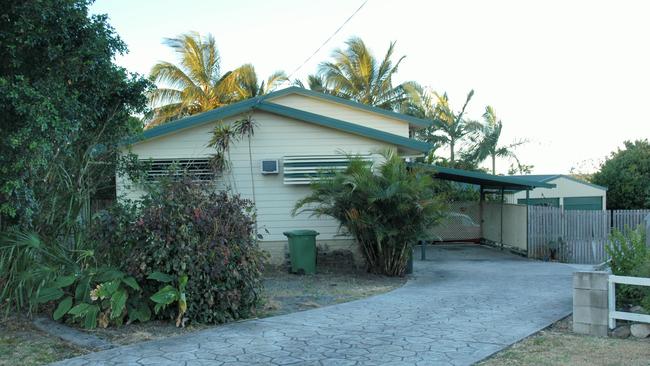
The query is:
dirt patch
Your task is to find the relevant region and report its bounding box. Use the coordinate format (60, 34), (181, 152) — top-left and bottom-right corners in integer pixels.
(0, 316), (86, 366)
(478, 316), (650, 366)
(260, 268), (407, 317)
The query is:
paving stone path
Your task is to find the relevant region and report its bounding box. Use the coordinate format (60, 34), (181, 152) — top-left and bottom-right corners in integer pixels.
(54, 245), (584, 366)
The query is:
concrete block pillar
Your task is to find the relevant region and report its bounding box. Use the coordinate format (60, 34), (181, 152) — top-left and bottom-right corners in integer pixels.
(573, 271), (609, 337)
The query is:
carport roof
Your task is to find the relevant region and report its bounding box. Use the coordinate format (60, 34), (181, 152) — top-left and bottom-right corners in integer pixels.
(411, 163), (556, 191)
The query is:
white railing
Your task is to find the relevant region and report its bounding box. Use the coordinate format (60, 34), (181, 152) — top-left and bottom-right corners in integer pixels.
(608, 274), (650, 329)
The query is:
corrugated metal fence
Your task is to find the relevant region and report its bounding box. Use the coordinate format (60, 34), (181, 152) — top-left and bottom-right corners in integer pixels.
(528, 207), (650, 264)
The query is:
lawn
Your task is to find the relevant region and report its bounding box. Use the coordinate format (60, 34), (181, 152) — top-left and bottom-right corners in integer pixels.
(478, 317), (650, 366)
(0, 269), (405, 364)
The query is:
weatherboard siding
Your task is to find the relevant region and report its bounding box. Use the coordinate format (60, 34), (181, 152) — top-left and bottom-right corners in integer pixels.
(118, 111), (394, 258)
(268, 93), (410, 137)
(505, 176), (606, 210)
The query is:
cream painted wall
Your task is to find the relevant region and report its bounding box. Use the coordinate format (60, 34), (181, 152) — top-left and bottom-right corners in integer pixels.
(267, 93), (411, 137)
(117, 111), (398, 259)
(482, 202), (528, 251)
(505, 176), (607, 210)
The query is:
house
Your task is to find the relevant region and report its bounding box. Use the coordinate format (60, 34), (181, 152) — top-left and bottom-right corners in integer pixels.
(117, 87), (433, 264)
(505, 174), (607, 210)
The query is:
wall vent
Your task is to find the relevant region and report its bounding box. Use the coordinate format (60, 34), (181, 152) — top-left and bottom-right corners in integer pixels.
(282, 155), (372, 185)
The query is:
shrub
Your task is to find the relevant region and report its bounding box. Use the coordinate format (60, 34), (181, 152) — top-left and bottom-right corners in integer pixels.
(294, 149), (445, 276)
(607, 227), (647, 276)
(0, 230), (95, 316)
(113, 178), (266, 324)
(606, 227), (650, 308)
(39, 267), (149, 329)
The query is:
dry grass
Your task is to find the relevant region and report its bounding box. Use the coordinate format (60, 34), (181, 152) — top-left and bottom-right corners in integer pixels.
(260, 268), (406, 317)
(479, 317), (650, 366)
(83, 320), (209, 346)
(0, 316), (86, 366)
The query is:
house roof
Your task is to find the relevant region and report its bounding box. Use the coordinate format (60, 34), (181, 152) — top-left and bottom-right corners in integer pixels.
(412, 163), (556, 191)
(125, 96), (433, 153)
(510, 174), (607, 190)
(264, 87), (432, 128)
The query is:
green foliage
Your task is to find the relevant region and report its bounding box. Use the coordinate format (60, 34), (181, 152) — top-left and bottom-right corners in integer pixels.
(0, 0), (149, 230)
(0, 230), (94, 315)
(606, 227), (650, 308)
(149, 273), (188, 327)
(607, 228), (647, 276)
(308, 37), (414, 110)
(100, 178), (266, 324)
(148, 32), (286, 126)
(38, 267), (149, 329)
(405, 86), (479, 165)
(464, 106), (527, 175)
(294, 149), (445, 276)
(592, 140), (650, 209)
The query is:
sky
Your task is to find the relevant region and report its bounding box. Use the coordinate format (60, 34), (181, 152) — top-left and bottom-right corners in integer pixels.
(90, 0), (649, 175)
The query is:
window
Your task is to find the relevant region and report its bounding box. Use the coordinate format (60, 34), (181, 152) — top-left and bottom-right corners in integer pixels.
(282, 155), (373, 185)
(145, 158), (214, 181)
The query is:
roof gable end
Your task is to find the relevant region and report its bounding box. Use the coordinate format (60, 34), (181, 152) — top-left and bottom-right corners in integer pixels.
(263, 87), (431, 128)
(124, 97), (432, 153)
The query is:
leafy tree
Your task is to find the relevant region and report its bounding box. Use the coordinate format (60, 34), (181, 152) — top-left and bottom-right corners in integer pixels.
(294, 149), (445, 276)
(592, 140), (650, 209)
(464, 106), (526, 174)
(0, 0), (149, 232)
(310, 37), (414, 110)
(148, 32), (286, 126)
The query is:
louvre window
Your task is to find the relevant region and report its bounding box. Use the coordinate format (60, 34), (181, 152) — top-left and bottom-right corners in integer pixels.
(282, 155), (373, 185)
(145, 158), (214, 181)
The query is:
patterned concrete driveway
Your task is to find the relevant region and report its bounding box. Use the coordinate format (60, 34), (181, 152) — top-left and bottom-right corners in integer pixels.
(54, 245), (583, 366)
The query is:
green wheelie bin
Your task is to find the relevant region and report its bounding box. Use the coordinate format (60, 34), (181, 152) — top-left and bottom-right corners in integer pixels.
(283, 229), (319, 274)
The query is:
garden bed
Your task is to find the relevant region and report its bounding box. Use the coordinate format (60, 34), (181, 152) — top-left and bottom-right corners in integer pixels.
(0, 269), (405, 365)
(478, 316), (650, 366)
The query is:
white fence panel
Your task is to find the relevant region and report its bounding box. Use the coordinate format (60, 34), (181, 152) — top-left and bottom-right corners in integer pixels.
(608, 275), (650, 329)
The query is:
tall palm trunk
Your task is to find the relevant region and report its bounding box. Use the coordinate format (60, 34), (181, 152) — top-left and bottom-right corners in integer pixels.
(450, 139), (456, 165)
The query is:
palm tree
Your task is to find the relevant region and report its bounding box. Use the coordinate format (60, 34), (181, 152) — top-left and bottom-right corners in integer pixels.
(315, 37), (412, 110)
(292, 74), (331, 94)
(232, 64), (288, 99)
(408, 87), (479, 165)
(148, 32), (286, 127)
(464, 106), (526, 174)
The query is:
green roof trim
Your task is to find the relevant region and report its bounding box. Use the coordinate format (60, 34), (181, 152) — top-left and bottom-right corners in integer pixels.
(411, 163), (556, 190)
(125, 98), (261, 144)
(124, 95), (432, 153)
(510, 174), (607, 191)
(256, 102), (432, 153)
(127, 86), (432, 146)
(264, 87), (431, 128)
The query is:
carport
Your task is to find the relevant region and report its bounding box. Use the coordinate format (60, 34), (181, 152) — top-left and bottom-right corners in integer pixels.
(411, 164), (556, 257)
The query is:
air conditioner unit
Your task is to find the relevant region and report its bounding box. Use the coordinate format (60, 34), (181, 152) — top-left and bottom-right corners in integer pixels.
(260, 159), (279, 174)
